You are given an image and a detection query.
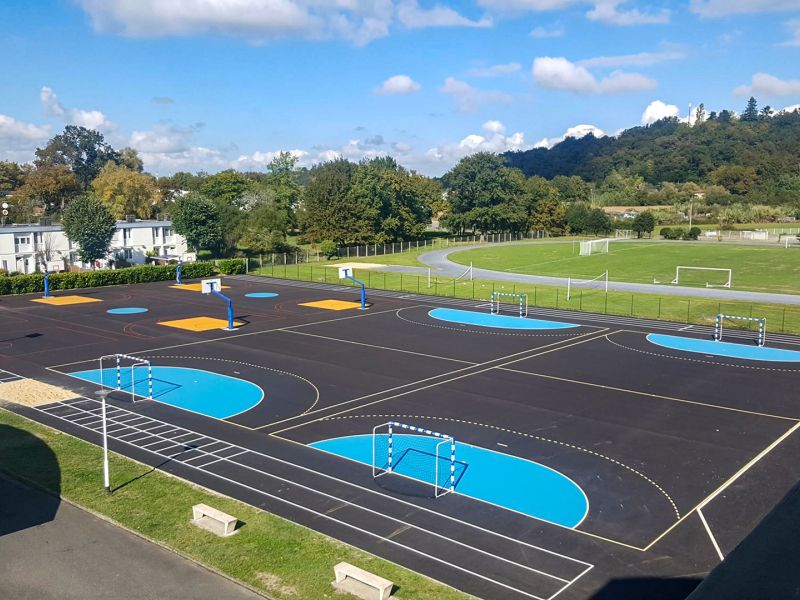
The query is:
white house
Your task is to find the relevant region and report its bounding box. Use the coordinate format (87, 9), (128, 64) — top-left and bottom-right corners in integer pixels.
(0, 218), (189, 274)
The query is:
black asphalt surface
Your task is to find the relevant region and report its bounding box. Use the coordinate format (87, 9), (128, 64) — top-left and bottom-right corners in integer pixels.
(2, 274), (800, 599)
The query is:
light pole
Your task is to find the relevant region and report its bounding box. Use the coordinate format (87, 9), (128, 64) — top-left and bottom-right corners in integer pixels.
(95, 388), (112, 495)
(1, 201), (8, 227)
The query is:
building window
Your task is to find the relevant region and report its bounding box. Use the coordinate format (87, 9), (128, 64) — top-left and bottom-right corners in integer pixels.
(124, 249), (133, 260)
(14, 236), (31, 246)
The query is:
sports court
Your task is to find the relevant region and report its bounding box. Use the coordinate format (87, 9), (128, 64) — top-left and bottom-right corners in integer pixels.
(2, 274), (800, 599)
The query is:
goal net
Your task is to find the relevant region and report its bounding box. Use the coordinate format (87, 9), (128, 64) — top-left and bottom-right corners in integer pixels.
(490, 291), (528, 317)
(567, 271), (608, 301)
(579, 238), (610, 256)
(671, 266), (732, 288)
(372, 422), (456, 497)
(714, 314), (766, 347)
(615, 230), (633, 239)
(99, 353), (153, 401)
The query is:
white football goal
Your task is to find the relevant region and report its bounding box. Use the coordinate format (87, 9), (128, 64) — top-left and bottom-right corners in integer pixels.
(490, 291), (528, 317)
(567, 271), (608, 301)
(671, 266), (732, 288)
(579, 238), (610, 256)
(99, 353), (153, 401)
(615, 229), (633, 239)
(372, 421), (456, 497)
(714, 314), (766, 347)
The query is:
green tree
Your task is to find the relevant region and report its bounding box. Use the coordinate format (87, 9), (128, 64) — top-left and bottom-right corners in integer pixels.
(91, 162), (160, 219)
(14, 165), (81, 215)
(530, 195), (565, 233)
(551, 175), (590, 203)
(695, 103), (706, 124)
(239, 190), (290, 252)
(0, 161), (26, 191)
(710, 165), (759, 195)
(34, 126), (120, 188)
(200, 169), (252, 207)
(742, 97), (759, 122)
(61, 194), (116, 264)
(264, 152), (302, 226)
(170, 194), (223, 252)
(119, 147), (144, 172)
(585, 208), (613, 235)
(630, 211), (656, 238)
(565, 202), (589, 233)
(300, 159), (363, 244)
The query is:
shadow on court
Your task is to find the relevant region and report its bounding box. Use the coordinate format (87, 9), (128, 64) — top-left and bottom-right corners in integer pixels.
(0, 424), (61, 536)
(589, 577), (700, 600)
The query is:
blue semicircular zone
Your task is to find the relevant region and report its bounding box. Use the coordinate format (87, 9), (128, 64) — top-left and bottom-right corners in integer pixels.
(246, 292), (279, 298)
(647, 333), (800, 363)
(107, 307), (149, 314)
(310, 433), (588, 527)
(68, 366), (264, 419)
(429, 308), (577, 330)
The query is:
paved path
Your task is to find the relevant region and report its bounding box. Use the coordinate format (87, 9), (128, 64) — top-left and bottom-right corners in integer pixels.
(0, 475), (265, 600)
(414, 241), (800, 305)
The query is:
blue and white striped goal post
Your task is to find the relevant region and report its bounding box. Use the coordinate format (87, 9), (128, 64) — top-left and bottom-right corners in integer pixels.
(372, 421), (456, 497)
(713, 313), (766, 347)
(490, 291), (529, 318)
(99, 353), (153, 401)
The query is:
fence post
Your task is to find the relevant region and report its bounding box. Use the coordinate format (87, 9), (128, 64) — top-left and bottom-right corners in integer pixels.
(472, 280), (475, 299)
(417, 276), (420, 294)
(400, 273), (403, 291)
(579, 289), (582, 310)
(630, 295), (634, 316)
(556, 288), (559, 309)
(657, 297), (661, 319)
(687, 300), (691, 322)
(782, 307), (786, 332)
(604, 292), (608, 314)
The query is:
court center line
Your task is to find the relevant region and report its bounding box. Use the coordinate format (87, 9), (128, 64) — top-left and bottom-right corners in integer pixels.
(697, 509), (725, 562)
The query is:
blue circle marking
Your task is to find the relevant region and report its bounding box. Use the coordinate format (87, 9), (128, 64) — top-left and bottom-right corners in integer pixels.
(647, 333), (800, 363)
(107, 307), (149, 315)
(310, 434), (588, 527)
(246, 292), (279, 298)
(429, 308), (577, 330)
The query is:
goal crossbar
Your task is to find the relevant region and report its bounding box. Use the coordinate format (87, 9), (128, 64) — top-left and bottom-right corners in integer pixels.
(490, 291), (528, 317)
(99, 353), (153, 401)
(372, 421), (456, 497)
(579, 238), (610, 256)
(671, 266), (732, 288)
(567, 271), (608, 301)
(714, 314), (766, 347)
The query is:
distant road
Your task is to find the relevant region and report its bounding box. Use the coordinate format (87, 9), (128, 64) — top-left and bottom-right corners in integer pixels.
(415, 241), (800, 306)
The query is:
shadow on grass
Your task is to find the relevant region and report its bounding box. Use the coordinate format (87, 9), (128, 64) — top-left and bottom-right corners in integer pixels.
(0, 424), (61, 536)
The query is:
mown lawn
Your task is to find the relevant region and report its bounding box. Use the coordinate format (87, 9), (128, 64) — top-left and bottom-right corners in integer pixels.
(449, 240), (800, 294)
(0, 408), (470, 600)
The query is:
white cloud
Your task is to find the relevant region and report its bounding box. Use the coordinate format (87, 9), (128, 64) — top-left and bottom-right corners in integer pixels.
(374, 74), (421, 95)
(40, 86), (116, 133)
(533, 56), (656, 94)
(640, 100), (679, 125)
(586, 0), (669, 25)
(439, 77), (512, 111)
(533, 123), (605, 149)
(577, 49), (686, 68)
(233, 149), (309, 170)
(424, 120), (527, 164)
(391, 141), (412, 154)
(482, 120), (506, 134)
(397, 1), (492, 28)
(129, 123), (201, 154)
(784, 103), (800, 113)
(140, 146), (228, 174)
(734, 73), (800, 97)
(78, 0), (395, 45)
(467, 62), (521, 77)
(781, 19), (800, 46)
(690, 0), (800, 17)
(529, 24), (564, 37)
(0, 114), (52, 142)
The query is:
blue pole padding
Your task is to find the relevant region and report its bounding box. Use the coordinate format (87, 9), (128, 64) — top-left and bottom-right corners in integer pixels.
(345, 275), (367, 309)
(176, 261), (183, 285)
(43, 271), (50, 298)
(210, 283), (235, 329)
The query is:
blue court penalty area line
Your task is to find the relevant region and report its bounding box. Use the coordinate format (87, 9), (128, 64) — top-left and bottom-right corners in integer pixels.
(245, 292), (279, 298)
(646, 333), (800, 363)
(67, 366), (264, 419)
(429, 308), (577, 330)
(107, 307), (148, 314)
(310, 433), (588, 528)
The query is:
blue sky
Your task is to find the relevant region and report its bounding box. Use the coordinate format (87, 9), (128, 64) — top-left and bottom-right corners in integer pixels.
(1, 0), (799, 176)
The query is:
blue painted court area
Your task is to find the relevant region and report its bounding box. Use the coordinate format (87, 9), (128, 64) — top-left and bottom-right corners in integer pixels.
(106, 307), (148, 315)
(68, 366), (264, 419)
(310, 434), (588, 527)
(429, 308), (577, 330)
(245, 292), (279, 298)
(647, 334), (800, 363)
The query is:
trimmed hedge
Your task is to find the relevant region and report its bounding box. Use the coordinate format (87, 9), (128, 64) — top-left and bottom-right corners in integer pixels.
(216, 258), (246, 275)
(0, 262), (216, 295)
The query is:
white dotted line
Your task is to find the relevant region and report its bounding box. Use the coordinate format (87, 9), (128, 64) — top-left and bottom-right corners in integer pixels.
(325, 413), (680, 520)
(604, 334), (800, 373)
(395, 307), (586, 339)
(142, 354), (320, 414)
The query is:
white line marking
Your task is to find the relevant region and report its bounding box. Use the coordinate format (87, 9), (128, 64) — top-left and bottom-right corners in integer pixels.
(697, 509), (724, 561)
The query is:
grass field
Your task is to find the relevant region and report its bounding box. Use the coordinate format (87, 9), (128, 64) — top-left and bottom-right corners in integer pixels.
(0, 408), (468, 600)
(449, 240), (800, 294)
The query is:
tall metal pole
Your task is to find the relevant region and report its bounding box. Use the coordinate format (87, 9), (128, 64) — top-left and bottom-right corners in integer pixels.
(96, 389), (111, 495)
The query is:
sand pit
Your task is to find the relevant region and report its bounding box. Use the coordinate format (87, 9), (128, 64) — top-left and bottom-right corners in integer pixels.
(325, 262), (386, 271)
(0, 379), (79, 407)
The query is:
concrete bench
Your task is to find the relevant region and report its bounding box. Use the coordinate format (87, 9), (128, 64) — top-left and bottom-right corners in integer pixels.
(191, 503), (237, 537)
(333, 562), (394, 600)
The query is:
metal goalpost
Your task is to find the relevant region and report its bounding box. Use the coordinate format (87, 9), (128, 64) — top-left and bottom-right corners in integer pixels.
(567, 271), (608, 301)
(579, 238), (610, 256)
(490, 291), (528, 317)
(671, 266), (732, 288)
(99, 353), (153, 401)
(372, 421), (456, 497)
(714, 314), (766, 347)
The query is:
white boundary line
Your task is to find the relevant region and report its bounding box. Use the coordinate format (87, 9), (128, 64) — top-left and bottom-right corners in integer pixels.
(697, 509), (724, 562)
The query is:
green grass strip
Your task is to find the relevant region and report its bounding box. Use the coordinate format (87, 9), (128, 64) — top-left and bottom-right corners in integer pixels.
(0, 408), (470, 600)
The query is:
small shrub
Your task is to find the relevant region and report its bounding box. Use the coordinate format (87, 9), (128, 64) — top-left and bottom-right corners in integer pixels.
(659, 227), (674, 239)
(217, 258), (246, 275)
(686, 227), (702, 240)
(320, 240), (338, 259)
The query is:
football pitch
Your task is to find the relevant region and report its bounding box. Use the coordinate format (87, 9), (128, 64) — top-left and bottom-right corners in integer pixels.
(449, 241), (800, 294)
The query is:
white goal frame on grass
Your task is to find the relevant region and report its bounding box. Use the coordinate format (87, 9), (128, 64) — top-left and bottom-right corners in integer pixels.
(490, 291), (528, 317)
(615, 229), (633, 239)
(671, 266), (732, 288)
(372, 422), (456, 497)
(99, 353), (153, 401)
(567, 271), (608, 301)
(579, 238), (610, 256)
(714, 314), (766, 347)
